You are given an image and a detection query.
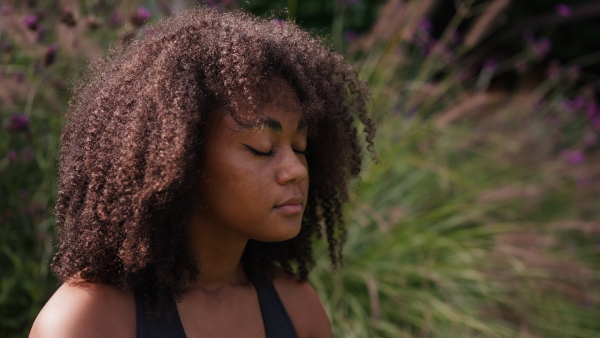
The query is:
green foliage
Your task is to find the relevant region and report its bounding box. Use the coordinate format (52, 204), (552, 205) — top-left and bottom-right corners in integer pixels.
(1, 0), (599, 337)
(308, 1), (600, 337)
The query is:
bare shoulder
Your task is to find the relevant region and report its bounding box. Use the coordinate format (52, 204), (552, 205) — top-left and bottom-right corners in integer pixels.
(30, 281), (135, 338)
(272, 268), (333, 338)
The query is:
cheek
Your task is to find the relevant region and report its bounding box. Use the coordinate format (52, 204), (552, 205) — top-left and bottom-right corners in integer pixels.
(204, 154), (269, 203)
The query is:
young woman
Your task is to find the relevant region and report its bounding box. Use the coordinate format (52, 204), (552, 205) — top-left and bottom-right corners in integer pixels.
(31, 7), (375, 338)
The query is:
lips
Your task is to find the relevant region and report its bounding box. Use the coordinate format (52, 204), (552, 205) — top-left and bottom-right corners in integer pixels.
(274, 196), (304, 215)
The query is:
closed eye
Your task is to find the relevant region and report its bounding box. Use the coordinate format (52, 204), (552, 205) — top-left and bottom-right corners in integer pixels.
(242, 144), (275, 157)
(242, 144), (309, 157)
(294, 149), (310, 156)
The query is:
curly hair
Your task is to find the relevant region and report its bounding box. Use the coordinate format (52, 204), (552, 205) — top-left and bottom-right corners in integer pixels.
(52, 7), (375, 310)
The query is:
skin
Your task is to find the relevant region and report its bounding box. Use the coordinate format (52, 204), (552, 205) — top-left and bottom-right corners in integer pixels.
(30, 81), (333, 338)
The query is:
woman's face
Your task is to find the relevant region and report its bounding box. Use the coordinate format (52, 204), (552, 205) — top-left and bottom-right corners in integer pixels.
(193, 84), (309, 243)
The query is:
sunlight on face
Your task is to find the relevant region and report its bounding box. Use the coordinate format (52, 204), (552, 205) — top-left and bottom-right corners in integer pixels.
(191, 78), (309, 243)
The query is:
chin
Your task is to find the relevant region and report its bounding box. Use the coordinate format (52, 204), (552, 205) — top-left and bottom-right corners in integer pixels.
(259, 220), (303, 243)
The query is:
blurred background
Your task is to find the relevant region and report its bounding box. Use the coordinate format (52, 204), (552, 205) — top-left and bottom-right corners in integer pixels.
(1, 0), (600, 337)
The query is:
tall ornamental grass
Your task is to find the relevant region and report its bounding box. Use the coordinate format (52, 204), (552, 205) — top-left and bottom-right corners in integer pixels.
(310, 0), (600, 337)
(1, 0), (599, 337)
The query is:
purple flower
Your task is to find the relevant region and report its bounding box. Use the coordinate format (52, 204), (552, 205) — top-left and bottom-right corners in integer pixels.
(577, 177), (591, 188)
(563, 95), (586, 113)
(109, 11), (123, 27)
(483, 60), (499, 73)
(419, 18), (433, 33)
(562, 150), (584, 164)
(4, 114), (29, 133)
(556, 4), (572, 17)
(130, 6), (151, 27)
(60, 7), (77, 27)
(1, 41), (11, 52)
(531, 37), (552, 59)
(344, 30), (357, 42)
(8, 150), (17, 162)
(44, 44), (58, 66)
(586, 101), (598, 119)
(1, 6), (14, 15)
(137, 7), (151, 20)
(86, 16), (100, 30)
(23, 14), (39, 30)
(523, 31), (552, 59)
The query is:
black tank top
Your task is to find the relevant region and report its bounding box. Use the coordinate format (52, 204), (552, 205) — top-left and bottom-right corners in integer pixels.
(135, 271), (298, 338)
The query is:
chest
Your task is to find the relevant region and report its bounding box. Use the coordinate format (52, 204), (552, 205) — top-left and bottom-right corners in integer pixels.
(177, 288), (265, 338)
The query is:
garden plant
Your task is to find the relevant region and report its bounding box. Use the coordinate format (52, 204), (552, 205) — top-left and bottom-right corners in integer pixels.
(1, 0), (599, 337)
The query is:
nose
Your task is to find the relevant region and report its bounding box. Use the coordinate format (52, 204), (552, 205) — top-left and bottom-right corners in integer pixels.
(276, 148), (308, 185)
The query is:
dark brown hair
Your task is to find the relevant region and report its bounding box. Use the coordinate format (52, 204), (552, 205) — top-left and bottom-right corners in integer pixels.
(52, 7), (375, 309)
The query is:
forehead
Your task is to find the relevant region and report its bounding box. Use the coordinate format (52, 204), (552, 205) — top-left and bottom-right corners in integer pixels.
(262, 77), (302, 115)
(226, 102), (306, 134)
(220, 77), (305, 131)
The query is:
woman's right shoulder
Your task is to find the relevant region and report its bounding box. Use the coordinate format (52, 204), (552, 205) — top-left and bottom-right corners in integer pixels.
(29, 280), (136, 338)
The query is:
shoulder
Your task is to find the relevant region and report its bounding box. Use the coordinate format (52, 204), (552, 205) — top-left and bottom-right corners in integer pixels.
(30, 281), (136, 338)
(271, 268), (333, 338)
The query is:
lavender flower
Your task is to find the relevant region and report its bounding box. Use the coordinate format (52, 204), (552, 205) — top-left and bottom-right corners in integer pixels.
(4, 114), (29, 133)
(586, 100), (598, 119)
(523, 30), (552, 60)
(419, 18), (433, 33)
(130, 7), (151, 27)
(8, 150), (18, 162)
(563, 95), (585, 113)
(562, 150), (584, 164)
(531, 37), (552, 59)
(109, 11), (123, 28)
(86, 16), (100, 30)
(44, 44), (58, 66)
(60, 7), (77, 26)
(23, 14), (39, 30)
(1, 41), (11, 52)
(344, 30), (357, 42)
(556, 4), (572, 17)
(483, 60), (499, 73)
(1, 6), (14, 15)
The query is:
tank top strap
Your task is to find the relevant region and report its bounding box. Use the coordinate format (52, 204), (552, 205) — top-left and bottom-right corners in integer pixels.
(135, 271), (298, 338)
(135, 290), (186, 338)
(245, 270), (299, 338)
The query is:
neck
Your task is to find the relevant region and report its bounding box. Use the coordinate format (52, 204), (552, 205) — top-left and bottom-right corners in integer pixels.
(186, 212), (249, 291)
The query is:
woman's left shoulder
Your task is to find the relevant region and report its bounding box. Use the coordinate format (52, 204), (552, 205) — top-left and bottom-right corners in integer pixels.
(272, 268), (333, 338)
